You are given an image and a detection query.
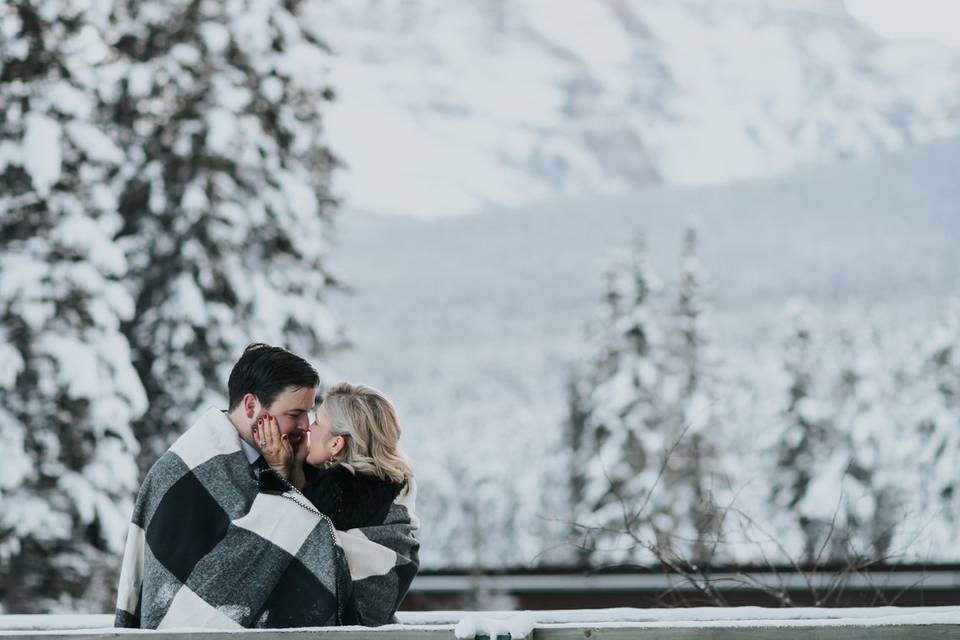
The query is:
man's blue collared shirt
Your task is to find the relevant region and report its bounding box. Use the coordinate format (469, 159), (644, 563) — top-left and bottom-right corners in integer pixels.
(239, 437), (266, 478)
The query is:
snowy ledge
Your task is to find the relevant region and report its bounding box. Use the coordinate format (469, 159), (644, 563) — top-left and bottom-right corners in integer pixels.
(2, 608), (960, 639)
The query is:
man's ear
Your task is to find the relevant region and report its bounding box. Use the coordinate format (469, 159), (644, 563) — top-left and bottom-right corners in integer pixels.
(242, 393), (261, 419)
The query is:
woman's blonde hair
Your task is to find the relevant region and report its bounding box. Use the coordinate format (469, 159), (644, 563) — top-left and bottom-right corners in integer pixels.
(323, 381), (414, 484)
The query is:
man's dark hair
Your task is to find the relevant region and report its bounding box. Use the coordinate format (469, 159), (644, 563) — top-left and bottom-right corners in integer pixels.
(227, 343), (320, 410)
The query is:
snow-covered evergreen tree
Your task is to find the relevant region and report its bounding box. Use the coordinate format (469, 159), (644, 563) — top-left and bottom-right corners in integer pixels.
(564, 371), (593, 565)
(828, 329), (908, 560)
(99, 0), (343, 464)
(906, 304), (960, 555)
(771, 307), (922, 563)
(770, 308), (914, 564)
(571, 228), (731, 564)
(656, 226), (729, 562)
(0, 0), (147, 612)
(570, 236), (670, 562)
(768, 303), (844, 561)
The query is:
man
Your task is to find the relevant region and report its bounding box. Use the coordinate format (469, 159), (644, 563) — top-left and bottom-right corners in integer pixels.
(114, 343), (347, 629)
(225, 344), (317, 479)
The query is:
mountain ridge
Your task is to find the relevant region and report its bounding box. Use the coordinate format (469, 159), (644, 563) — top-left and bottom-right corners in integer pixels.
(310, 0), (960, 218)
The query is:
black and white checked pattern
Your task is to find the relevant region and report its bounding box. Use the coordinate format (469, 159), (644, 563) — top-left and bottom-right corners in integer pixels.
(114, 408), (419, 629)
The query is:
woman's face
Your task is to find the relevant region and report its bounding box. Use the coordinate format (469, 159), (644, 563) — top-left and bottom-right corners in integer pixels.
(306, 405), (338, 466)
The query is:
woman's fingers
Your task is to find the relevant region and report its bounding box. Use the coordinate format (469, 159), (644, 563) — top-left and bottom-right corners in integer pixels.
(265, 414), (279, 450)
(255, 419), (264, 448)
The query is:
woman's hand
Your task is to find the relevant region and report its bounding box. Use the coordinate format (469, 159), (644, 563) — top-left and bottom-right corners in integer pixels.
(255, 413), (293, 479)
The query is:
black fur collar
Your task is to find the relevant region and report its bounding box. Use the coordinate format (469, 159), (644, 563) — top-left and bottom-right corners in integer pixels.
(300, 464), (405, 530)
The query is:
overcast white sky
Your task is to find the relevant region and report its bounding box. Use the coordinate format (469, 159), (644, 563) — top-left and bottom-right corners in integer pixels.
(846, 0), (960, 48)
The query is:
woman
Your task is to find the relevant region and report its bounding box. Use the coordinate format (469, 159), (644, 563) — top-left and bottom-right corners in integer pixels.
(256, 382), (418, 626)
(256, 381), (414, 530)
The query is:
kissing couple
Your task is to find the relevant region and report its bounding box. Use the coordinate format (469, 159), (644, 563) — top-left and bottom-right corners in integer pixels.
(115, 343), (419, 629)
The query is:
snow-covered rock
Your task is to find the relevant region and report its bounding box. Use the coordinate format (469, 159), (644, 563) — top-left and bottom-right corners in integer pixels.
(455, 611), (536, 639)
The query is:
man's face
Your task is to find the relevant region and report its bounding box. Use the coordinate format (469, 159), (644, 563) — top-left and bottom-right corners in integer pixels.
(262, 385), (317, 447)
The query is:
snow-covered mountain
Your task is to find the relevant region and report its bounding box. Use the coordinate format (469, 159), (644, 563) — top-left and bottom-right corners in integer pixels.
(307, 0), (960, 218)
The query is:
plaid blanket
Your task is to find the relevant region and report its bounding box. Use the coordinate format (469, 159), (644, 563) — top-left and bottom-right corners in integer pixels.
(114, 408), (419, 629)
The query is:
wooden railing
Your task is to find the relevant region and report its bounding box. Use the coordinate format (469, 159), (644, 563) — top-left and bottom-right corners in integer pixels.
(2, 608), (960, 639)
